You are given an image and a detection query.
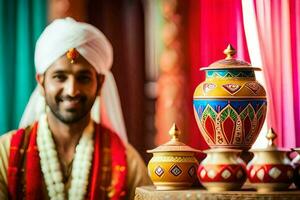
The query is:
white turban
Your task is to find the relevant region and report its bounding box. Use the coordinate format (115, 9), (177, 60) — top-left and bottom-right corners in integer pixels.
(19, 18), (128, 142)
(35, 18), (112, 75)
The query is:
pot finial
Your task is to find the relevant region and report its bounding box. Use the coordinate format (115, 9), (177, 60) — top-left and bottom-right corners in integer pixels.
(266, 128), (277, 147)
(169, 123), (180, 141)
(224, 44), (236, 59)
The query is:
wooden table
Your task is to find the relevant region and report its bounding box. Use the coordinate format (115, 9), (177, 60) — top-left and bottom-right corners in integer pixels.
(134, 186), (300, 200)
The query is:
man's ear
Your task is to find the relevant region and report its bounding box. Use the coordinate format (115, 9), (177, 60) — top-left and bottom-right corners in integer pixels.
(97, 74), (105, 93)
(36, 74), (45, 96)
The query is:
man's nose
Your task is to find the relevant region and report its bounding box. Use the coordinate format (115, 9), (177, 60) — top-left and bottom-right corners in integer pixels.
(64, 78), (80, 97)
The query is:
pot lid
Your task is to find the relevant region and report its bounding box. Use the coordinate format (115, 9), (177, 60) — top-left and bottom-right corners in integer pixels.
(200, 44), (261, 71)
(250, 128), (290, 152)
(147, 123), (202, 153)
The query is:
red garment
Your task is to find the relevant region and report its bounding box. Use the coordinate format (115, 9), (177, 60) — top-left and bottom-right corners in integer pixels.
(7, 122), (127, 200)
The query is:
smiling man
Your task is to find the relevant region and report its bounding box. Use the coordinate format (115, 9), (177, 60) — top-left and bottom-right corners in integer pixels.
(0, 18), (151, 200)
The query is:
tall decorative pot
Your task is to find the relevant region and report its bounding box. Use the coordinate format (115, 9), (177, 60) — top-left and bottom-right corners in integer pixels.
(193, 45), (267, 150)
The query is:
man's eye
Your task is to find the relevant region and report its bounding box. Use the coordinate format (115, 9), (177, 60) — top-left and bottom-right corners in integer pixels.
(53, 75), (66, 81)
(77, 75), (91, 83)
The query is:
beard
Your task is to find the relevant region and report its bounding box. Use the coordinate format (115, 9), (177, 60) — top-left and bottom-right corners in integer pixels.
(45, 94), (96, 124)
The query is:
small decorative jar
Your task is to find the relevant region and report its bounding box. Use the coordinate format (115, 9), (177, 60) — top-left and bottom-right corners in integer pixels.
(247, 128), (294, 192)
(193, 44), (267, 150)
(197, 148), (247, 191)
(147, 124), (201, 190)
(291, 148), (300, 188)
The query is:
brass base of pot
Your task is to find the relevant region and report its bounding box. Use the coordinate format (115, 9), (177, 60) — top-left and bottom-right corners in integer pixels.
(253, 183), (291, 192)
(154, 182), (192, 190)
(202, 182), (244, 191)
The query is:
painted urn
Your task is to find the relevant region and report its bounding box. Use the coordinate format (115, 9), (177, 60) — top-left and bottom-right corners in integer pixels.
(247, 128), (294, 192)
(198, 148), (247, 191)
(291, 148), (300, 188)
(147, 124), (201, 190)
(193, 45), (267, 150)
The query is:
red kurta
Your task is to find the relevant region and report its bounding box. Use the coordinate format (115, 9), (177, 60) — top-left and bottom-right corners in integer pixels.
(7, 122), (127, 200)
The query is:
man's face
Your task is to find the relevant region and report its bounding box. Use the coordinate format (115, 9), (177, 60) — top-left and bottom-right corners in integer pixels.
(37, 55), (103, 124)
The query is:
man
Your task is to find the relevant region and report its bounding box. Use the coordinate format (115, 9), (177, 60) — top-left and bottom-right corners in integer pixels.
(0, 18), (151, 200)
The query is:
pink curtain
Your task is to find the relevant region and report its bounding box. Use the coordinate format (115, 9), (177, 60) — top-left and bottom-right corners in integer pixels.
(187, 0), (250, 149)
(242, 0), (300, 147)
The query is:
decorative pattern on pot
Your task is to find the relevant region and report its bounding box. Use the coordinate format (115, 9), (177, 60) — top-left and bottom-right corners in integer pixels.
(193, 45), (267, 150)
(248, 164), (293, 183)
(148, 159), (198, 189)
(197, 148), (247, 191)
(194, 99), (266, 149)
(247, 128), (294, 192)
(147, 124), (201, 190)
(198, 164), (246, 182)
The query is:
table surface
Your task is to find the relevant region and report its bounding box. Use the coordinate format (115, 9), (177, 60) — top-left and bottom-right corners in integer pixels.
(134, 185), (300, 200)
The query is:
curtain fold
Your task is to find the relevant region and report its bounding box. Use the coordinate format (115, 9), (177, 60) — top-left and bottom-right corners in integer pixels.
(242, 0), (300, 147)
(0, 0), (46, 134)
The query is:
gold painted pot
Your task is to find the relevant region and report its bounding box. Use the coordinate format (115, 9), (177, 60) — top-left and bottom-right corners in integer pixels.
(147, 124), (201, 190)
(198, 148), (247, 191)
(193, 45), (267, 150)
(247, 129), (294, 192)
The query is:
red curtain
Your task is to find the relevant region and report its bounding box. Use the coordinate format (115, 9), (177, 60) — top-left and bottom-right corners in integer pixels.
(187, 0), (250, 149)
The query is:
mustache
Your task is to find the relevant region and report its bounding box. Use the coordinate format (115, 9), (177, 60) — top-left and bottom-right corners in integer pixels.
(57, 95), (86, 102)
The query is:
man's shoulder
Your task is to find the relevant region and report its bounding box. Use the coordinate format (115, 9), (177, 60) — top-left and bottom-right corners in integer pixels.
(0, 130), (16, 163)
(0, 130), (16, 146)
(0, 124), (35, 147)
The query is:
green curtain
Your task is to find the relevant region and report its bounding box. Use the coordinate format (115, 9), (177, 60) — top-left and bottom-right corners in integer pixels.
(0, 0), (46, 134)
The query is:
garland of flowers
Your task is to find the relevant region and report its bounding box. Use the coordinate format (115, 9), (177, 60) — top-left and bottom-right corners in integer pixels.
(37, 114), (94, 200)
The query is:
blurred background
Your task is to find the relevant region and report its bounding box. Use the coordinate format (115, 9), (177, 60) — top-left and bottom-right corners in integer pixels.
(0, 0), (299, 162)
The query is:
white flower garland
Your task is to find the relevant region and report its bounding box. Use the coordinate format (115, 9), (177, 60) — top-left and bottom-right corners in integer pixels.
(37, 114), (94, 200)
